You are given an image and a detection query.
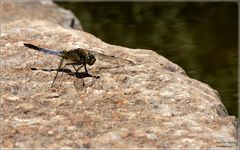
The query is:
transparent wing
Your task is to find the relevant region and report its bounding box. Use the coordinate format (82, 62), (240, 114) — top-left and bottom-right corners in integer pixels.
(86, 50), (135, 66)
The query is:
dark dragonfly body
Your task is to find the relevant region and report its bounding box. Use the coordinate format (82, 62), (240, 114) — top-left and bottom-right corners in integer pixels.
(24, 43), (96, 87)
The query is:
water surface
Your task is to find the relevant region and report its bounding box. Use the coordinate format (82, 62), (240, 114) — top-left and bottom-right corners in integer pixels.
(56, 2), (238, 117)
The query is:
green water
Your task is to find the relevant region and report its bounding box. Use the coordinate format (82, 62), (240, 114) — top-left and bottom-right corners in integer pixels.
(55, 2), (238, 118)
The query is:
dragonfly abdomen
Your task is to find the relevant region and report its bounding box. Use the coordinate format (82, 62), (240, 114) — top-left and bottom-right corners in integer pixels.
(24, 43), (62, 56)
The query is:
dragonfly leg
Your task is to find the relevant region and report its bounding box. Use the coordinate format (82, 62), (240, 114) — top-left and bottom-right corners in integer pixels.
(63, 63), (84, 78)
(84, 64), (88, 74)
(60, 62), (83, 75)
(61, 62), (82, 71)
(60, 63), (73, 77)
(76, 65), (84, 72)
(72, 65), (78, 72)
(72, 64), (84, 73)
(52, 57), (64, 87)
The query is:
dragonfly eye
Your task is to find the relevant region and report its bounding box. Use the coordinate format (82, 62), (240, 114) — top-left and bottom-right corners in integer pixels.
(86, 54), (96, 65)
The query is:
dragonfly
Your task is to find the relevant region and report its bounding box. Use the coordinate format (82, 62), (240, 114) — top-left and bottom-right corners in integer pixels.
(24, 43), (134, 87)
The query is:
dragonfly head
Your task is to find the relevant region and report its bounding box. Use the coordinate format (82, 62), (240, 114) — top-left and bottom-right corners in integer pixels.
(86, 53), (96, 65)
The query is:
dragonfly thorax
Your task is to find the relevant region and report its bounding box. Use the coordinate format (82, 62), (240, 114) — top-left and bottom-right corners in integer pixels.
(73, 49), (96, 66)
(62, 49), (96, 66)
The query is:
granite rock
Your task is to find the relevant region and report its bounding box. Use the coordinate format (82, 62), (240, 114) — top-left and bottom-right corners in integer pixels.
(0, 0), (237, 149)
(1, 0), (82, 30)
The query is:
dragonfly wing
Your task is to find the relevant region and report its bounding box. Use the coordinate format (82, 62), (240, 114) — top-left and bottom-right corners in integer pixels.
(89, 50), (134, 65)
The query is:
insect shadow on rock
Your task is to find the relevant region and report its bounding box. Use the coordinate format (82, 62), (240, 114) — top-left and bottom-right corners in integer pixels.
(24, 43), (99, 87)
(30, 67), (100, 78)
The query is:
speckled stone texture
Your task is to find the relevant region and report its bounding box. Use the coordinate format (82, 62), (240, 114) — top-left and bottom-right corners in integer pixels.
(1, 0), (82, 30)
(0, 0), (238, 149)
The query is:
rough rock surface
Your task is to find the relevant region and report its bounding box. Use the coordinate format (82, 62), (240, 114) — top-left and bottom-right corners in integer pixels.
(1, 0), (82, 30)
(0, 0), (238, 149)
